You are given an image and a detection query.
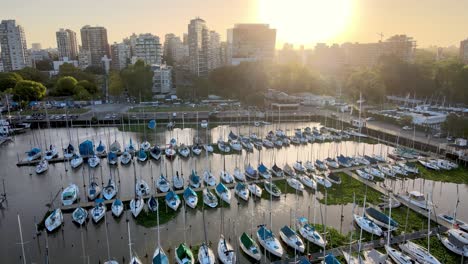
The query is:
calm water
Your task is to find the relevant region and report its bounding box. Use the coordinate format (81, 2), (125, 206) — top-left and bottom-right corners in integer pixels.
(0, 122), (466, 263)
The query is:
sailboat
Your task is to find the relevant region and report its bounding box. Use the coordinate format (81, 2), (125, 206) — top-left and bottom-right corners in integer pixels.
(220, 156), (235, 183)
(156, 174), (170, 193)
(202, 188), (218, 208)
(191, 144), (203, 156)
(135, 179), (150, 197)
(103, 178), (117, 200)
(152, 202), (169, 264)
(287, 178), (305, 191)
(45, 208), (63, 232)
(88, 154), (100, 168)
(125, 139), (136, 154)
(385, 195), (412, 264)
(120, 151), (132, 165)
(141, 141), (151, 151)
(173, 171), (184, 189)
(96, 140), (106, 155)
(283, 163), (296, 177)
(264, 180), (281, 198)
(239, 232), (261, 261)
(87, 176), (101, 201)
(90, 199), (106, 223)
(103, 211), (118, 264)
(147, 196), (159, 212)
(150, 145), (162, 160)
(130, 164), (144, 218)
(279, 225), (305, 253)
(61, 183), (79, 206)
(63, 143), (75, 159)
(248, 183), (263, 198)
(136, 148), (148, 162)
(218, 234), (236, 264)
(107, 152), (118, 165)
(165, 190), (181, 211)
(130, 196), (144, 218)
(175, 243), (194, 264)
(296, 217), (326, 247)
(70, 153), (84, 168)
(111, 199), (124, 217)
(178, 144), (190, 158)
(127, 222), (143, 264)
(438, 229), (468, 257)
(399, 241), (441, 264)
(258, 163), (272, 179)
(233, 167), (245, 181)
(271, 163), (284, 177)
(293, 161), (306, 173)
(298, 175), (316, 189)
(26, 147), (42, 161)
(189, 170), (201, 188)
(44, 145), (59, 160)
(35, 159), (49, 174)
(245, 163), (258, 180)
(234, 182), (250, 201)
(109, 140), (121, 153)
(353, 213), (382, 236)
(72, 207), (88, 225)
(215, 182), (231, 204)
(183, 187), (198, 209)
(203, 170), (216, 186)
(256, 224), (284, 257)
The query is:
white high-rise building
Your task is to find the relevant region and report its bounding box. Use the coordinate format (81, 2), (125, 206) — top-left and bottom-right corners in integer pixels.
(56, 28), (78, 60)
(151, 64), (172, 95)
(0, 20), (30, 72)
(133, 33), (162, 65)
(164, 33), (188, 65)
(227, 24), (276, 65)
(208, 30), (221, 70)
(188, 18), (209, 77)
(110, 42), (130, 70)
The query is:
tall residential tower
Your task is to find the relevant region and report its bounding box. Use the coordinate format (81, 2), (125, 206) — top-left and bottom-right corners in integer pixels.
(0, 20), (30, 72)
(188, 18), (209, 77)
(56, 28), (78, 60)
(80, 25), (110, 67)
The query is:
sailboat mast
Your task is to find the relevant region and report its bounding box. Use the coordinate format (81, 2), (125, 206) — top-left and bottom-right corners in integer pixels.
(157, 202), (161, 247)
(104, 213), (111, 260)
(17, 214), (26, 264)
(127, 222), (133, 259)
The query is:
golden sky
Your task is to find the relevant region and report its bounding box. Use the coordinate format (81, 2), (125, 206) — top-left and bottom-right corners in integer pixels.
(1, 0), (467, 49)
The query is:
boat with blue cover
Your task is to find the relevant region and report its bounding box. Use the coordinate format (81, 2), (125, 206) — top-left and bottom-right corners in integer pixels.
(26, 147), (42, 161)
(256, 225), (284, 257)
(365, 207), (398, 230)
(165, 190), (181, 211)
(183, 187), (198, 209)
(189, 170), (201, 188)
(279, 225), (305, 253)
(296, 217), (326, 247)
(258, 163), (271, 179)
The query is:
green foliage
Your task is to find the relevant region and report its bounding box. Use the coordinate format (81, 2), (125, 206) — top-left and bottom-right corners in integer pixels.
(58, 63), (95, 82)
(442, 113), (468, 138)
(12, 80), (46, 101)
(0, 72), (23, 92)
(346, 68), (385, 103)
(73, 85), (92, 100)
(55, 76), (78, 96)
(109, 71), (124, 96)
(84, 65), (105, 75)
(399, 115), (413, 126)
(34, 60), (53, 71)
(121, 60), (153, 101)
(76, 80), (98, 94)
(414, 236), (462, 263)
(413, 163), (468, 184)
(16, 67), (49, 83)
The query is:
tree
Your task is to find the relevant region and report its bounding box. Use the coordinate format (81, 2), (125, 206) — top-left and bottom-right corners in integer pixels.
(77, 80), (98, 95)
(73, 86), (92, 100)
(84, 65), (105, 75)
(55, 76), (78, 96)
(16, 67), (49, 83)
(109, 71), (124, 97)
(399, 115), (413, 127)
(345, 68), (385, 103)
(58, 63), (95, 82)
(121, 60), (153, 101)
(0, 72), (23, 92)
(35, 60), (53, 71)
(12, 80), (46, 101)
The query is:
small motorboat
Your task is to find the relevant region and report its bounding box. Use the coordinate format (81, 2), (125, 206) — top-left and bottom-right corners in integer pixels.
(63, 143), (75, 159)
(298, 175), (316, 189)
(103, 179), (117, 200)
(245, 164), (258, 180)
(165, 190), (181, 211)
(120, 151), (132, 165)
(45, 208), (63, 232)
(189, 170), (201, 188)
(61, 184), (79, 206)
(257, 163), (272, 179)
(90, 199), (106, 223)
(35, 159), (49, 174)
(399, 241), (441, 264)
(279, 225), (305, 253)
(130, 196), (144, 218)
(70, 153), (84, 169)
(26, 147), (42, 161)
(256, 225), (284, 257)
(248, 183), (262, 198)
(264, 180), (281, 198)
(183, 187), (198, 209)
(111, 199), (124, 217)
(175, 243), (195, 264)
(215, 183), (231, 204)
(353, 214), (382, 236)
(234, 182), (250, 201)
(233, 167), (245, 181)
(87, 181), (101, 201)
(150, 145), (162, 160)
(202, 188), (218, 208)
(147, 196), (159, 212)
(203, 170), (216, 187)
(88, 155), (100, 168)
(44, 145), (59, 160)
(198, 243), (215, 264)
(136, 148), (148, 162)
(271, 163), (284, 177)
(287, 178), (304, 192)
(95, 141), (106, 155)
(218, 234), (236, 264)
(173, 171), (184, 189)
(140, 141), (151, 151)
(72, 207), (87, 225)
(312, 174), (332, 188)
(220, 170), (235, 184)
(156, 175), (170, 193)
(296, 217), (326, 247)
(191, 144), (203, 156)
(107, 152), (118, 165)
(136, 179), (150, 197)
(283, 164), (296, 177)
(178, 144), (190, 158)
(239, 232), (261, 261)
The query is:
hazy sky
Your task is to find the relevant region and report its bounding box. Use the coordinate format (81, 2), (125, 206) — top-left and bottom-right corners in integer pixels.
(1, 0), (467, 49)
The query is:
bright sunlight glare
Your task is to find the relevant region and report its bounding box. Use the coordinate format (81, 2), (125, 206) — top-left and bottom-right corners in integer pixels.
(258, 0), (353, 46)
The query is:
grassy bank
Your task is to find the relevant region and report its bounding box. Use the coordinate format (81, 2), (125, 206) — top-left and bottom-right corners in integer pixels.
(128, 106), (212, 113)
(135, 198), (178, 227)
(414, 163), (468, 184)
(319, 172), (382, 206)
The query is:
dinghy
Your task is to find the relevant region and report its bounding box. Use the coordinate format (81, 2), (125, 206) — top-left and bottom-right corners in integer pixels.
(264, 180), (281, 197)
(256, 225), (284, 257)
(189, 170), (201, 188)
(239, 232), (261, 261)
(120, 151), (132, 165)
(175, 243), (195, 264)
(72, 207), (87, 225)
(136, 179), (150, 197)
(61, 184), (79, 206)
(90, 199), (106, 223)
(202, 188), (218, 208)
(165, 190), (181, 211)
(156, 175), (170, 193)
(183, 187), (198, 209)
(130, 196), (144, 218)
(296, 217), (326, 247)
(203, 170), (216, 186)
(111, 199), (123, 217)
(215, 183), (231, 204)
(257, 163), (272, 179)
(279, 225), (305, 253)
(147, 196), (159, 212)
(70, 153), (84, 168)
(45, 208), (63, 232)
(103, 179), (117, 200)
(234, 182), (250, 201)
(35, 159), (48, 174)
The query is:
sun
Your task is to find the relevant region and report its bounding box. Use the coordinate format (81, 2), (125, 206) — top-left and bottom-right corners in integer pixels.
(258, 0), (353, 46)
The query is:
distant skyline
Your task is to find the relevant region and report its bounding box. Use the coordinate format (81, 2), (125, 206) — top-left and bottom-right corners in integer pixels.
(1, 0), (468, 49)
